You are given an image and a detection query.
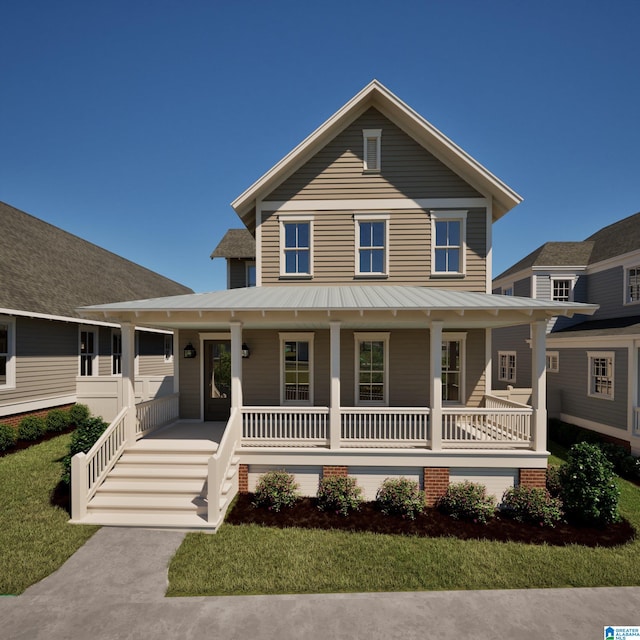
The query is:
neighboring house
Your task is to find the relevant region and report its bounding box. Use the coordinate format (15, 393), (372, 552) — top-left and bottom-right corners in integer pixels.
(75, 80), (595, 529)
(210, 228), (256, 288)
(492, 211), (640, 453)
(0, 201), (193, 424)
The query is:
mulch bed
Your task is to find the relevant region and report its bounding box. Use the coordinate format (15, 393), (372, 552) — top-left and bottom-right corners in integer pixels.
(0, 425), (76, 459)
(226, 493), (636, 548)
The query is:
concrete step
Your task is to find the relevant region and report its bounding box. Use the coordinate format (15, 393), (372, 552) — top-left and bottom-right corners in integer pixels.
(96, 479), (206, 495)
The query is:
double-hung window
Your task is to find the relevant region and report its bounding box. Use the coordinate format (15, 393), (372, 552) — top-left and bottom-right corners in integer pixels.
(281, 333), (313, 404)
(432, 211), (466, 275)
(355, 214), (388, 276)
(626, 266), (640, 304)
(79, 327), (97, 376)
(112, 330), (122, 375)
(280, 216), (312, 277)
(546, 351), (559, 373)
(588, 351), (614, 399)
(498, 351), (517, 383)
(355, 333), (389, 405)
(0, 316), (16, 388)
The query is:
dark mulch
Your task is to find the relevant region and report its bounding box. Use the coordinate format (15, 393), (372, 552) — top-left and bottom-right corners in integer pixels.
(0, 425), (76, 459)
(226, 493), (636, 548)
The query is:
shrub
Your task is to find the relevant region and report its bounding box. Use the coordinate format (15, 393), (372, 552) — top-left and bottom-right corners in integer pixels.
(18, 415), (46, 441)
(559, 442), (620, 526)
(548, 419), (600, 448)
(376, 477), (425, 520)
(598, 442), (629, 472)
(69, 403), (91, 427)
(316, 476), (363, 516)
(253, 470), (300, 512)
(436, 481), (495, 524)
(0, 423), (17, 452)
(46, 409), (71, 433)
(546, 465), (562, 498)
(500, 486), (563, 527)
(619, 455), (640, 481)
(61, 416), (109, 484)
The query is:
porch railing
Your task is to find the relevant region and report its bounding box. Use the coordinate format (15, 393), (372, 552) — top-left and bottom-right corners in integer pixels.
(484, 394), (531, 410)
(340, 407), (430, 447)
(135, 392), (180, 439)
(242, 406), (329, 446)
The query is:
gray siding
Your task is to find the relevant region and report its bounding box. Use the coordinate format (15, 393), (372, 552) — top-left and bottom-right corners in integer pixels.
(491, 325), (531, 390)
(514, 277), (530, 298)
(267, 108), (481, 202)
(229, 259), (249, 289)
(587, 266), (637, 320)
(536, 275), (551, 300)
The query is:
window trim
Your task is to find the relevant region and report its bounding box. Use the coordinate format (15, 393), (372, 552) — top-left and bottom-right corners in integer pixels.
(624, 265), (640, 306)
(546, 351), (559, 373)
(0, 315), (16, 390)
(354, 332), (390, 407)
(442, 332), (466, 404)
(498, 350), (517, 384)
(431, 210), (467, 277)
(362, 128), (381, 173)
(354, 213), (390, 277)
(279, 332), (314, 406)
(279, 214), (313, 278)
(79, 326), (98, 377)
(246, 261), (256, 288)
(164, 334), (174, 364)
(551, 277), (574, 302)
(587, 351), (615, 400)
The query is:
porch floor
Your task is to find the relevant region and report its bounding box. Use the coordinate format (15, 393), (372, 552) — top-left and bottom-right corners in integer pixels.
(144, 420), (226, 445)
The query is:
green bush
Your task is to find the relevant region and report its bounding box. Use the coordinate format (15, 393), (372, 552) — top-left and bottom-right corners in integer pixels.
(376, 477), (425, 520)
(619, 455), (640, 481)
(18, 415), (46, 441)
(316, 476), (363, 516)
(0, 423), (17, 452)
(436, 481), (495, 524)
(546, 465), (562, 498)
(559, 442), (620, 526)
(253, 470), (300, 512)
(46, 409), (71, 434)
(548, 419), (600, 448)
(500, 486), (563, 527)
(68, 404), (91, 427)
(61, 416), (109, 484)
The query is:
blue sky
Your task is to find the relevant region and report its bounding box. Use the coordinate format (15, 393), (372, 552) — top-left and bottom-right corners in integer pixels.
(2, 1), (639, 293)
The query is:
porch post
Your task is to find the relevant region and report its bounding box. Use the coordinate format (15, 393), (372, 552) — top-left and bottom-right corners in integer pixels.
(230, 322), (243, 411)
(531, 319), (547, 452)
(329, 321), (341, 450)
(121, 322), (137, 444)
(430, 321), (443, 451)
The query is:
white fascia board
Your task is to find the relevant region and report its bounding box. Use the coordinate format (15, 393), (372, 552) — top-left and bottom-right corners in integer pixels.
(546, 335), (635, 348)
(0, 307), (118, 328)
(531, 265), (589, 273)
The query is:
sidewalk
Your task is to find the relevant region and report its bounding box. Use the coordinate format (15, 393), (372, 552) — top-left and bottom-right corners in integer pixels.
(1, 527), (639, 639)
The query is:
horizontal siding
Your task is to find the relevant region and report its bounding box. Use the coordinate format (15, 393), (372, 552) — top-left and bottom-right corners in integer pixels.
(229, 259), (248, 289)
(449, 468), (517, 503)
(348, 466), (422, 501)
(587, 266), (639, 320)
(248, 465), (322, 496)
(514, 277), (530, 298)
(465, 329), (486, 407)
(536, 275), (551, 300)
(491, 325), (531, 390)
(267, 107), (481, 202)
(138, 355), (173, 377)
(178, 330), (201, 420)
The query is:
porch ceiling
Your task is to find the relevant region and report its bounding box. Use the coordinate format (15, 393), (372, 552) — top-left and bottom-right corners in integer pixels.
(78, 285), (598, 331)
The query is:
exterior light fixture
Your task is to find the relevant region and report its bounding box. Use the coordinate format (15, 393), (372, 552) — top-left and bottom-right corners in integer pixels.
(183, 343), (197, 359)
(241, 343), (250, 358)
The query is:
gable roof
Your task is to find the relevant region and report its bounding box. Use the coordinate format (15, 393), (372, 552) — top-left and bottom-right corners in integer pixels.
(0, 201), (193, 319)
(231, 80), (522, 232)
(210, 229), (256, 259)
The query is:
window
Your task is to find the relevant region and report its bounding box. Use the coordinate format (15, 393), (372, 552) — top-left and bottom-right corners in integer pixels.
(280, 333), (314, 404)
(552, 279), (572, 302)
(362, 128), (381, 172)
(164, 335), (174, 363)
(246, 262), (256, 287)
(588, 352), (614, 399)
(355, 215), (388, 276)
(442, 333), (466, 403)
(503, 286), (513, 296)
(546, 351), (559, 373)
(626, 266), (640, 304)
(355, 332), (389, 405)
(432, 211), (466, 275)
(112, 330), (122, 375)
(79, 328), (97, 376)
(0, 316), (16, 388)
(498, 351), (517, 383)
(280, 217), (312, 276)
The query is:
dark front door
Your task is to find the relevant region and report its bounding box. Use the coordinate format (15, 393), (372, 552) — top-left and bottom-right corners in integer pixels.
(204, 340), (231, 421)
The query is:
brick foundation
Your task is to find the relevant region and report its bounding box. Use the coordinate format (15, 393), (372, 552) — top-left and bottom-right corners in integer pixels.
(424, 467), (449, 506)
(322, 465), (348, 478)
(238, 464), (249, 494)
(519, 468), (547, 489)
(0, 404), (75, 429)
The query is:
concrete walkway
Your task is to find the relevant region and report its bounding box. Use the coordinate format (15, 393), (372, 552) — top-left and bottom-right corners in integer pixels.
(1, 527), (640, 639)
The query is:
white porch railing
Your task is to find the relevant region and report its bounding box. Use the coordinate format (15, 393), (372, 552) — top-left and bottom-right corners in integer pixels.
(71, 407), (128, 520)
(634, 407), (640, 437)
(242, 406), (329, 446)
(136, 393), (180, 439)
(340, 407), (430, 447)
(484, 394), (531, 410)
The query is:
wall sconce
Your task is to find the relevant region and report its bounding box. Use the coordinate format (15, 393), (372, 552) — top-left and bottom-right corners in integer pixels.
(241, 343), (250, 358)
(183, 343), (197, 359)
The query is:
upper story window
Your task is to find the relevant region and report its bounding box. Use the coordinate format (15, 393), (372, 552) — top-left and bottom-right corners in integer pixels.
(362, 129), (381, 172)
(79, 327), (97, 376)
(552, 279), (572, 302)
(0, 316), (16, 389)
(587, 351), (614, 400)
(498, 351), (517, 383)
(431, 211), (467, 276)
(355, 214), (389, 276)
(625, 266), (640, 304)
(246, 262), (256, 287)
(280, 216), (313, 277)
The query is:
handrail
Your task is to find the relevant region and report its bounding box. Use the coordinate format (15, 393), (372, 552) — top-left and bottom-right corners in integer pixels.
(484, 394), (531, 409)
(136, 392), (180, 439)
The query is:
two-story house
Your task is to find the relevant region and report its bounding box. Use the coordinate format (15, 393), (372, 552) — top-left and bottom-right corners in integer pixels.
(492, 211), (640, 454)
(72, 81), (595, 529)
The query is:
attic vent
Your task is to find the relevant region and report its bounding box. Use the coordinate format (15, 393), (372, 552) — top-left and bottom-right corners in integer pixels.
(363, 129), (381, 172)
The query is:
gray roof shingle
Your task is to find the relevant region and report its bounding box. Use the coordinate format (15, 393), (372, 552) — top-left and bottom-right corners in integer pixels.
(210, 229), (256, 259)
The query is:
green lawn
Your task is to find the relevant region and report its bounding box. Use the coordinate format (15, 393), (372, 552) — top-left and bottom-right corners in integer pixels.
(0, 434), (99, 595)
(167, 445), (640, 596)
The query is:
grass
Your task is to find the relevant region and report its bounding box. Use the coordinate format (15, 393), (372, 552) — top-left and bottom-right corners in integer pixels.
(0, 433), (99, 595)
(167, 444), (640, 596)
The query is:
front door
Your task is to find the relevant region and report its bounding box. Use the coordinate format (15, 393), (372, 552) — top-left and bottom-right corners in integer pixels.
(204, 340), (231, 421)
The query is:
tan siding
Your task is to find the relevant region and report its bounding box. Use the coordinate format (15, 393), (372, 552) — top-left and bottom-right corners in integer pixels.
(267, 108), (481, 201)
(388, 330), (429, 407)
(98, 327), (113, 376)
(242, 329), (280, 405)
(138, 355), (173, 376)
(465, 329), (486, 407)
(178, 330), (201, 419)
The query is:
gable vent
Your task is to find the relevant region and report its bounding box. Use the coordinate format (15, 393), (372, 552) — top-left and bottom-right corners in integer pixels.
(363, 128), (381, 172)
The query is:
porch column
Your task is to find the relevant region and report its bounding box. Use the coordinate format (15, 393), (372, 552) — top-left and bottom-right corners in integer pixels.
(121, 322), (137, 444)
(230, 321), (243, 411)
(531, 319), (547, 452)
(430, 321), (443, 451)
(329, 321), (341, 450)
